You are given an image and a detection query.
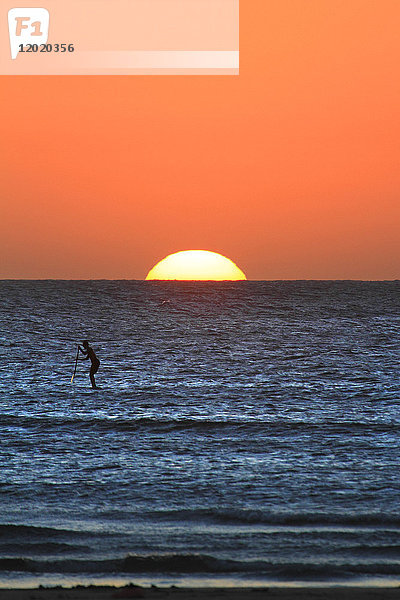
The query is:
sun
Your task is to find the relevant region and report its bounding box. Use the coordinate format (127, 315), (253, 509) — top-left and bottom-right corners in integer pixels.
(146, 250), (247, 281)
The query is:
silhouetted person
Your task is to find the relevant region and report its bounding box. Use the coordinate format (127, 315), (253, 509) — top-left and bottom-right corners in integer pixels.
(79, 340), (100, 389)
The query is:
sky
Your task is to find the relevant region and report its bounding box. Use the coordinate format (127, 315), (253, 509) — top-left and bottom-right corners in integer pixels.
(1, 0), (400, 280)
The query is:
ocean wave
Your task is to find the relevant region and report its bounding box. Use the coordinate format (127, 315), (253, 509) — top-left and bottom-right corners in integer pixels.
(0, 524), (74, 537)
(337, 544), (400, 557)
(1, 413), (399, 436)
(0, 524), (88, 542)
(0, 554), (240, 575)
(149, 508), (400, 528)
(1, 553), (400, 579)
(0, 542), (89, 555)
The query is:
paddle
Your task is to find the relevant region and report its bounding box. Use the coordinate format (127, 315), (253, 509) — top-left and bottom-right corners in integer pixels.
(70, 345), (80, 383)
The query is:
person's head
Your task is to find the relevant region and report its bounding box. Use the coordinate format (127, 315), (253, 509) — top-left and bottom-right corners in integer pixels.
(82, 340), (89, 349)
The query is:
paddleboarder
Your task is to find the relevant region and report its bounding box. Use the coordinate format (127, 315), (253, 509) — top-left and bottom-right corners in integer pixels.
(78, 340), (100, 389)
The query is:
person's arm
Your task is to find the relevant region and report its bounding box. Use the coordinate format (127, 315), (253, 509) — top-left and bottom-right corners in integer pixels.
(78, 346), (90, 360)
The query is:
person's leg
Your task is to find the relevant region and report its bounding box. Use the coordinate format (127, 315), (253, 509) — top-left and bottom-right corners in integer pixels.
(90, 366), (97, 389)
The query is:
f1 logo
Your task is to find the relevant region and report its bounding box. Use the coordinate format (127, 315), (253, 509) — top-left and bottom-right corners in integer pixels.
(8, 8), (50, 59)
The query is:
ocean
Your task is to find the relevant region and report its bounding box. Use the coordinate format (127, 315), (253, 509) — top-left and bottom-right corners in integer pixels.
(0, 280), (399, 588)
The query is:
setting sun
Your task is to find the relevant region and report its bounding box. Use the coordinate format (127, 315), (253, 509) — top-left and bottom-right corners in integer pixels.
(146, 250), (247, 281)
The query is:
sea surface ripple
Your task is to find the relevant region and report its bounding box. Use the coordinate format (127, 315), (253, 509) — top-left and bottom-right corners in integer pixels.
(0, 281), (399, 587)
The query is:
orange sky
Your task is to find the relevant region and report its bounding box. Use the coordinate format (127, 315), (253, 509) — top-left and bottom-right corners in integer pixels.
(1, 0), (400, 280)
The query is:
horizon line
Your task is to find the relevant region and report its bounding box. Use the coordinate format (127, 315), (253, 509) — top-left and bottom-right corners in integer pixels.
(1, 278), (399, 283)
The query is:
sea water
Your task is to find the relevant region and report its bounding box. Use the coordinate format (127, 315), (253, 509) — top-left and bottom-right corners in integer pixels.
(0, 280), (399, 587)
